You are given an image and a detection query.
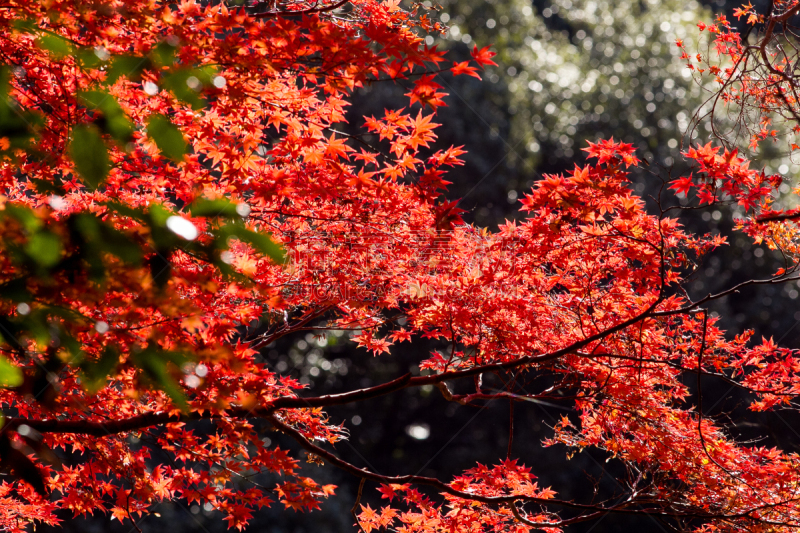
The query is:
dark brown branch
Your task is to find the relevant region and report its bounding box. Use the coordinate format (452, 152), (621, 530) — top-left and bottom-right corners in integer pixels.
(510, 501), (603, 528)
(252, 0), (350, 18)
(756, 211), (800, 222)
(0, 289), (699, 440)
(507, 399), (514, 459)
(652, 273), (800, 317)
(351, 478), (366, 532)
(265, 413), (800, 525)
(9, 264), (794, 443)
(5, 372), (414, 436)
(5, 411), (203, 436)
(266, 412), (572, 508)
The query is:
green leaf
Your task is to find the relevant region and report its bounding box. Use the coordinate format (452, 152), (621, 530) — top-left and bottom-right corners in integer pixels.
(69, 124), (109, 189)
(0, 66), (9, 96)
(11, 18), (36, 33)
(78, 91), (111, 110)
(0, 355), (22, 388)
(25, 231), (62, 268)
(160, 67), (215, 110)
(0, 317), (24, 355)
(58, 331), (83, 362)
(72, 212), (101, 240)
(211, 255), (244, 280)
(148, 251), (172, 289)
(75, 47), (104, 69)
(78, 90), (133, 143)
(19, 309), (51, 348)
(132, 345), (191, 412)
(151, 41), (178, 67)
(105, 201), (147, 222)
(28, 177), (65, 196)
(147, 114), (186, 162)
(100, 229), (143, 264)
(3, 204), (41, 233)
(220, 224), (285, 264)
(73, 214), (143, 265)
(79, 346), (120, 394)
(104, 55), (149, 85)
(36, 34), (73, 58)
(0, 70), (41, 152)
(148, 203), (174, 227)
(189, 198), (240, 218)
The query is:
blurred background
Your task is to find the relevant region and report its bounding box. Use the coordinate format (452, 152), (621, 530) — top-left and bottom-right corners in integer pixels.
(48, 1), (800, 532)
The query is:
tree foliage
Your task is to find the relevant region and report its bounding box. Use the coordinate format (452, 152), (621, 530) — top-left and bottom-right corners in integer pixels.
(1, 1), (800, 532)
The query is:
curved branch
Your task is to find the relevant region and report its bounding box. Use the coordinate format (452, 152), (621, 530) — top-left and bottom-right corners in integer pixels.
(253, 0), (350, 18)
(510, 501), (603, 529)
(265, 413), (800, 525)
(756, 211), (800, 222)
(5, 372), (414, 436)
(352, 478), (366, 533)
(652, 273), (800, 317)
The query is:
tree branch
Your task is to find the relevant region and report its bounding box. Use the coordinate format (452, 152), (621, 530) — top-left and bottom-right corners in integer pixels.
(252, 0), (350, 18)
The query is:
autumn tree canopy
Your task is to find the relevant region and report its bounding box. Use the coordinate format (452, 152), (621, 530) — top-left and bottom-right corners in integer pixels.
(3, 0), (800, 532)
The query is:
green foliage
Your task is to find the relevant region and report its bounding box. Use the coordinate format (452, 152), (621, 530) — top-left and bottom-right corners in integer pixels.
(0, 67), (42, 155)
(104, 55), (148, 85)
(147, 114), (187, 161)
(189, 197), (242, 218)
(3, 204), (42, 233)
(152, 40), (179, 67)
(78, 346), (120, 394)
(2, 205), (63, 275)
(0, 355), (22, 387)
(0, 198), (284, 400)
(71, 213), (143, 280)
(160, 66), (216, 110)
(78, 90), (134, 144)
(0, 36), (280, 407)
(219, 223), (286, 264)
(36, 33), (73, 59)
(131, 344), (191, 412)
(24, 231), (61, 268)
(68, 124), (110, 189)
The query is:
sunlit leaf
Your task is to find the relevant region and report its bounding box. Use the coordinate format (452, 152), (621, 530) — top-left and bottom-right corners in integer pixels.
(0, 355), (22, 387)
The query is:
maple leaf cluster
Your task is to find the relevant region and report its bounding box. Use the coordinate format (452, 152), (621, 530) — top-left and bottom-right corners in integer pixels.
(0, 0), (494, 529)
(0, 1), (800, 533)
(682, 2), (800, 151)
